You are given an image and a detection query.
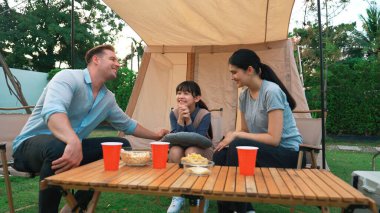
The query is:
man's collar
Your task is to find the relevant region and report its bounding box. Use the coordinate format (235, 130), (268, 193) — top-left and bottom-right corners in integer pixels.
(84, 68), (92, 84)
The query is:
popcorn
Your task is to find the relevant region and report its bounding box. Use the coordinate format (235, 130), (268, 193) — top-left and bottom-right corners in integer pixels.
(120, 149), (151, 166)
(181, 153), (208, 165)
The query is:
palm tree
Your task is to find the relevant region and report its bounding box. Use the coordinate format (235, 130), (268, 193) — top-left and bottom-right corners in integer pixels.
(356, 1), (380, 57)
(124, 38), (145, 71)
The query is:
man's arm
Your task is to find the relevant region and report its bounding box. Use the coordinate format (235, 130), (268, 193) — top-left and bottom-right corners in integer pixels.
(48, 113), (83, 174)
(132, 124), (169, 141)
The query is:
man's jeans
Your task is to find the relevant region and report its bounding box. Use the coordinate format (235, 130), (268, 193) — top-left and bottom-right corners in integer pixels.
(13, 135), (130, 213)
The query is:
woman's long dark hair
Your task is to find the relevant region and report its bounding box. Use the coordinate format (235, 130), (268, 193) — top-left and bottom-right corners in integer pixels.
(176, 81), (213, 139)
(229, 49), (297, 110)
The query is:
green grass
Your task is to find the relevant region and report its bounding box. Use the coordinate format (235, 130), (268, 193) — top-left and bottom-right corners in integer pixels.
(326, 136), (380, 147)
(1, 132), (378, 213)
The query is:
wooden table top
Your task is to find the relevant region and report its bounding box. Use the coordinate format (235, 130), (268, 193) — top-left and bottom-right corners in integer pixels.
(44, 160), (375, 209)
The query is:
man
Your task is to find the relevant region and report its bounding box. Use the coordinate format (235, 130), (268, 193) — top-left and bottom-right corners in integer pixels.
(12, 44), (168, 213)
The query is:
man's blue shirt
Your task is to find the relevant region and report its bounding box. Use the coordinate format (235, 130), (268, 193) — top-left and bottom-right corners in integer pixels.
(13, 69), (137, 152)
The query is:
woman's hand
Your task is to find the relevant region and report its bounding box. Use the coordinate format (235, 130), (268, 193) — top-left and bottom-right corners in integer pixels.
(215, 131), (238, 151)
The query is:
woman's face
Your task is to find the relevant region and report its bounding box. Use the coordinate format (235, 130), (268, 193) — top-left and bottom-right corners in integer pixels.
(176, 90), (200, 107)
(229, 64), (252, 87)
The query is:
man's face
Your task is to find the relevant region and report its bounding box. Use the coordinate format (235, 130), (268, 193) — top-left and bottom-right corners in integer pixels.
(96, 49), (120, 80)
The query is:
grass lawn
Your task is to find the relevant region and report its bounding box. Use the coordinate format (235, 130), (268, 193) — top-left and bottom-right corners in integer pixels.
(1, 131), (378, 213)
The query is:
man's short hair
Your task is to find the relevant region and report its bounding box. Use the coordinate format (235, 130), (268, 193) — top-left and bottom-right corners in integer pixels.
(85, 44), (115, 64)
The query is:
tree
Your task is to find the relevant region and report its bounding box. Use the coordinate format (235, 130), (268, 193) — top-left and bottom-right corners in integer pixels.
(297, 0), (351, 28)
(289, 2), (380, 136)
(355, 1), (380, 57)
(124, 37), (145, 71)
(0, 0), (124, 72)
(105, 67), (136, 111)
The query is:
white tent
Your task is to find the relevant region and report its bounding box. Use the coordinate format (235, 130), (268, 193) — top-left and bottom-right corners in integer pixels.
(102, 0), (311, 149)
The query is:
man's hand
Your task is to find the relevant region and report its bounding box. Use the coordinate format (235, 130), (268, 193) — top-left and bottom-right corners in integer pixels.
(51, 139), (83, 174)
(133, 124), (170, 141)
(156, 129), (170, 140)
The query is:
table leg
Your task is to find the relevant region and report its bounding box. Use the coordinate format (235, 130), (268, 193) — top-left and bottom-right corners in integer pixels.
(86, 191), (101, 213)
(198, 199), (205, 213)
(321, 206), (330, 213)
(188, 196), (204, 213)
(61, 189), (79, 213)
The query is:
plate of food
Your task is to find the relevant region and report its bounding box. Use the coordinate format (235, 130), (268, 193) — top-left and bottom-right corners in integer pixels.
(120, 148), (152, 166)
(181, 153), (214, 176)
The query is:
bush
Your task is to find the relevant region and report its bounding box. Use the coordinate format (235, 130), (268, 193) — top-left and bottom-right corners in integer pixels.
(105, 67), (136, 111)
(47, 68), (62, 80)
(306, 57), (380, 135)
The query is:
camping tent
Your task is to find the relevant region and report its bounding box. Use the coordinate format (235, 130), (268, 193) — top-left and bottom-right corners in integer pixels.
(102, 0), (325, 165)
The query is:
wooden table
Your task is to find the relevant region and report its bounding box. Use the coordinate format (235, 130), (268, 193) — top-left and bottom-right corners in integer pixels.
(43, 160), (377, 213)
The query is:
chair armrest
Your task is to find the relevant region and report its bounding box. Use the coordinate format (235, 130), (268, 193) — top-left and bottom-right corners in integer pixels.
(299, 144), (322, 152)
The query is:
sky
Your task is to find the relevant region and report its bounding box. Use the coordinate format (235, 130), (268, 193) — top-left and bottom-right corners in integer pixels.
(114, 0), (370, 65)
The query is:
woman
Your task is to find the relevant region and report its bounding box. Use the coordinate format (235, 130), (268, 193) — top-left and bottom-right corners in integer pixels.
(214, 49), (303, 213)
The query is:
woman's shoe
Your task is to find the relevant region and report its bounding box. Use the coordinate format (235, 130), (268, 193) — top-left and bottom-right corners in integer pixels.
(167, 196), (185, 213)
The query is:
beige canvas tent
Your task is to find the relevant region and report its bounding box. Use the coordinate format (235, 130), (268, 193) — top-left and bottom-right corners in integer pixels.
(102, 0), (312, 149)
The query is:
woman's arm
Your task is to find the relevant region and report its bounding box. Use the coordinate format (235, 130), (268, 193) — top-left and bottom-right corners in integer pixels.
(240, 112), (249, 132)
(236, 109), (283, 146)
(216, 109), (283, 151)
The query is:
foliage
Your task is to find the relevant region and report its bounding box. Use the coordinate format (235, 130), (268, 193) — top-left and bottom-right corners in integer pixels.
(47, 68), (62, 80)
(290, 3), (380, 136)
(326, 57), (380, 135)
(354, 1), (380, 58)
(297, 0), (351, 27)
(105, 67), (136, 111)
(123, 37), (145, 71)
(0, 0), (124, 72)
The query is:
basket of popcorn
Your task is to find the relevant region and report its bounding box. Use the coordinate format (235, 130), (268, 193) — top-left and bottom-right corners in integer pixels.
(181, 153), (214, 176)
(120, 148), (152, 166)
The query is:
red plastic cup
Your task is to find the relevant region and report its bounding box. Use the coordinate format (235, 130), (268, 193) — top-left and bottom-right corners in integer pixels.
(101, 142), (123, 171)
(150, 142), (170, 169)
(237, 146), (259, 176)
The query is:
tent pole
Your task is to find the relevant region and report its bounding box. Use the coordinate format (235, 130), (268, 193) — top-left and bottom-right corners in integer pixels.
(71, 0), (75, 69)
(317, 0), (326, 169)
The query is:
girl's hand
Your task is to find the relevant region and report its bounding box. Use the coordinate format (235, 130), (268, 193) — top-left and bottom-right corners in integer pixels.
(215, 131), (237, 151)
(177, 104), (191, 125)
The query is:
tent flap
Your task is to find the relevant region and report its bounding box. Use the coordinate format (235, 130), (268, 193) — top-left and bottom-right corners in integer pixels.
(103, 0), (294, 46)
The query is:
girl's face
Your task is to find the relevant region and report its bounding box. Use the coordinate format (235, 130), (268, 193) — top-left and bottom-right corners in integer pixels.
(176, 90), (200, 107)
(229, 64), (254, 87)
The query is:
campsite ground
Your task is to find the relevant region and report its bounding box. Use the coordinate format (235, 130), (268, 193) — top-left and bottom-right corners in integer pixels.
(0, 130), (378, 213)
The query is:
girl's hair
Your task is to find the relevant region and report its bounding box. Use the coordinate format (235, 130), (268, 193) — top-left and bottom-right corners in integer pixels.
(176, 81), (213, 139)
(229, 49), (297, 110)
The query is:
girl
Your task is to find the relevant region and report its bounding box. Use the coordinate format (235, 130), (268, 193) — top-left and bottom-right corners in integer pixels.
(167, 81), (212, 213)
(213, 49), (303, 213)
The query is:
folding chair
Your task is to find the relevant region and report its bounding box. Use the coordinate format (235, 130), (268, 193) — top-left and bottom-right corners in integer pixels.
(0, 113), (38, 213)
(294, 110), (327, 169)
